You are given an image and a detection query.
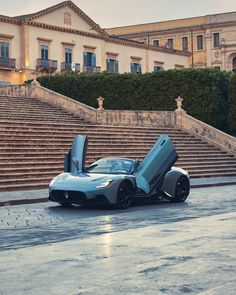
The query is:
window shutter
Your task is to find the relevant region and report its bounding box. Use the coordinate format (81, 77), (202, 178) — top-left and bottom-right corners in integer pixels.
(115, 60), (119, 73)
(106, 58), (110, 71)
(5, 43), (9, 58)
(130, 63), (134, 73)
(138, 64), (142, 73)
(92, 53), (96, 67)
(83, 52), (88, 65)
(0, 42), (9, 58)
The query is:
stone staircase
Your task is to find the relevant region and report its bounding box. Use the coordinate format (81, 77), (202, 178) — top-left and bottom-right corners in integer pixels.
(0, 96), (236, 192)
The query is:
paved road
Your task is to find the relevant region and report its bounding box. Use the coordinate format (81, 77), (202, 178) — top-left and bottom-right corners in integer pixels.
(0, 185), (235, 295)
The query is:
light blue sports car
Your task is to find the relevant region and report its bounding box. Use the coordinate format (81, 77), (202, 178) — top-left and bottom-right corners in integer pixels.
(49, 134), (190, 209)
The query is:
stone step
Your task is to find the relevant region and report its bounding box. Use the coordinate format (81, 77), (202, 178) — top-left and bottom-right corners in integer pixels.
(0, 182), (34, 192)
(0, 114), (83, 120)
(0, 146), (224, 154)
(0, 134), (194, 142)
(0, 129), (188, 136)
(0, 138), (205, 147)
(0, 170), (59, 179)
(1, 160), (236, 172)
(0, 132), (201, 140)
(0, 125), (183, 134)
(190, 171), (236, 178)
(0, 142), (216, 150)
(0, 120), (175, 130)
(0, 176), (52, 185)
(0, 108), (75, 114)
(0, 150), (232, 159)
(0, 183), (48, 192)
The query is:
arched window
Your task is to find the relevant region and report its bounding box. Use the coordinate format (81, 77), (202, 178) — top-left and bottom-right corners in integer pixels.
(233, 56), (236, 72)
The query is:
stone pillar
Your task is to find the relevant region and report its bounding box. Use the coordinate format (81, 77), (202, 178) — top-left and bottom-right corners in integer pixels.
(30, 79), (41, 97)
(175, 96), (186, 128)
(205, 31), (212, 68)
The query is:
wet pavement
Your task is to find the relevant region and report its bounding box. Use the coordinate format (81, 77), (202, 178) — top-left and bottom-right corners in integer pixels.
(0, 185), (235, 294)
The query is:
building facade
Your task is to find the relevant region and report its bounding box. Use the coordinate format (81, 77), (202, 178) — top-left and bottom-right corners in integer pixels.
(106, 12), (236, 71)
(0, 1), (189, 85)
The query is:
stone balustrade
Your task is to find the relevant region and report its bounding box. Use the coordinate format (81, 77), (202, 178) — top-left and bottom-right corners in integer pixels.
(0, 84), (32, 98)
(181, 113), (236, 156)
(96, 109), (175, 126)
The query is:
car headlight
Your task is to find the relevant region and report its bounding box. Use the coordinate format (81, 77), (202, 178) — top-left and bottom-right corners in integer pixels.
(96, 179), (114, 188)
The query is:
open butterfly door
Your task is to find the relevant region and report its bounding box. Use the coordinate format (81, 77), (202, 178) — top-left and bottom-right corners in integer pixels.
(64, 135), (88, 175)
(134, 135), (178, 194)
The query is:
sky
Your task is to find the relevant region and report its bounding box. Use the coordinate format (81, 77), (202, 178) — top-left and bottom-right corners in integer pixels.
(1, 0), (236, 28)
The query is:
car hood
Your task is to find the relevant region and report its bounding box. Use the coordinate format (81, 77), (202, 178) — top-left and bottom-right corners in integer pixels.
(50, 172), (117, 190)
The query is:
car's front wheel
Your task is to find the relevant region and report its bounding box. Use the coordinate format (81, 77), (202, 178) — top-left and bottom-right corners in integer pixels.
(171, 175), (190, 202)
(116, 181), (134, 209)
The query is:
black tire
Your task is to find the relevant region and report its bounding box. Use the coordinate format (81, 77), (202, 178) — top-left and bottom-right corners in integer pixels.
(171, 175), (190, 203)
(116, 181), (134, 209)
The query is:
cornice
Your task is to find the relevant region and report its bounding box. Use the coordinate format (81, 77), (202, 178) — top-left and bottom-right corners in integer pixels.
(106, 51), (119, 57)
(83, 45), (97, 50)
(114, 20), (236, 39)
(0, 16), (20, 25)
(109, 36), (190, 56)
(61, 41), (76, 46)
(0, 33), (15, 39)
(37, 37), (53, 43)
(130, 56), (142, 60)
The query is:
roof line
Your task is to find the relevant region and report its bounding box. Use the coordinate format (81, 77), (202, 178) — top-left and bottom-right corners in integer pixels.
(105, 10), (236, 30)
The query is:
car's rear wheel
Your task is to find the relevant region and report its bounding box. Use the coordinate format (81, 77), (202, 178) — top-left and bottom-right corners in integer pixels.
(116, 181), (134, 209)
(172, 175), (190, 202)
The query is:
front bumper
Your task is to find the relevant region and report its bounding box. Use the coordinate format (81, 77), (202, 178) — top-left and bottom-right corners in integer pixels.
(49, 189), (110, 205)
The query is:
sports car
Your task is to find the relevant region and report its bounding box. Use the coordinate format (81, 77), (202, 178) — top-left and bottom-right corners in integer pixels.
(49, 134), (190, 209)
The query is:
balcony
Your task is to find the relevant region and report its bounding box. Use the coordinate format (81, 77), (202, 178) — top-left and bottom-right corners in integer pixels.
(61, 62), (80, 72)
(0, 57), (16, 70)
(83, 65), (101, 73)
(36, 58), (57, 72)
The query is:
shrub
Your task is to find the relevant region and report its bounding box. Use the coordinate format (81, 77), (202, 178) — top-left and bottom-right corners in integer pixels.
(228, 73), (236, 133)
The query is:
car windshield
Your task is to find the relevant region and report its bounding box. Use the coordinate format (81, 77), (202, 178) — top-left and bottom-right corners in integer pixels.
(85, 159), (134, 174)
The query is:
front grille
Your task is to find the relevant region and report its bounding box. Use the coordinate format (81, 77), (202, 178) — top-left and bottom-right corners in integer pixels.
(49, 190), (87, 204)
